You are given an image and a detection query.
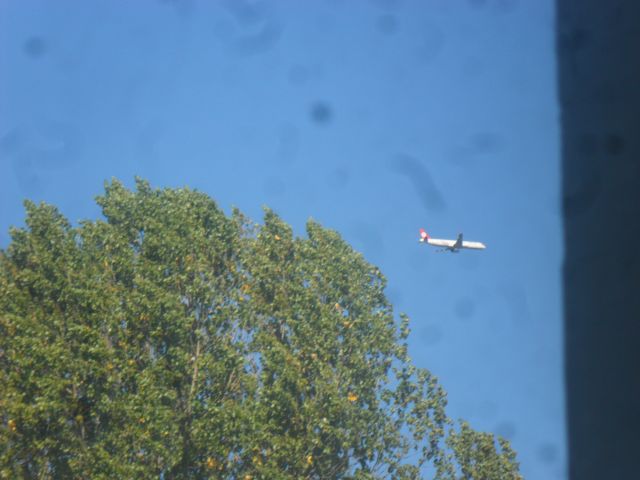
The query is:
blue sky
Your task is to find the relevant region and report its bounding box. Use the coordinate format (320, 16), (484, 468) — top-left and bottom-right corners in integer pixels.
(0, 0), (564, 477)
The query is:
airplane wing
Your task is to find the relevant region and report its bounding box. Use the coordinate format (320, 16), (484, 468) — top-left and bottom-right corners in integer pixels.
(453, 233), (463, 249)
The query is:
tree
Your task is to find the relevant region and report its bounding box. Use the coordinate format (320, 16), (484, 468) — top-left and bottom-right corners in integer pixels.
(0, 178), (521, 479)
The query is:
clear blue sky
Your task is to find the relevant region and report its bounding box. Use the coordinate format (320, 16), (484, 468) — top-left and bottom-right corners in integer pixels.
(0, 1), (563, 478)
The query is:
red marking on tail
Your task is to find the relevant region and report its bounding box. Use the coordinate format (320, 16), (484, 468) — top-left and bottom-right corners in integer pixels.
(419, 228), (429, 240)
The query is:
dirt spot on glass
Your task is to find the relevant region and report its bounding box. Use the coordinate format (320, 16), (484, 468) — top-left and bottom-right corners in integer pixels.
(23, 36), (46, 58)
(310, 102), (333, 125)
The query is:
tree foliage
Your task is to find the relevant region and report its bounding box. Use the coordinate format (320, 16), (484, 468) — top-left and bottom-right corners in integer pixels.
(0, 179), (521, 479)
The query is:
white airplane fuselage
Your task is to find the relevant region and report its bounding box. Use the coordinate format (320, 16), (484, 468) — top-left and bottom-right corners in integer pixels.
(422, 238), (486, 250)
(418, 229), (486, 252)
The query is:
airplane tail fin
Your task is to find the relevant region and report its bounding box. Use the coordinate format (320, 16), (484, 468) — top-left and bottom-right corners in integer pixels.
(419, 228), (430, 242)
(454, 233), (463, 249)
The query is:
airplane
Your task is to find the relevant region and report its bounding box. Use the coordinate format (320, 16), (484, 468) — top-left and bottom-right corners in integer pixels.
(419, 228), (486, 252)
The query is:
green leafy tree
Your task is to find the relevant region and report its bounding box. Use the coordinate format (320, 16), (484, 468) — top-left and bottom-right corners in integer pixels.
(0, 179), (521, 479)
